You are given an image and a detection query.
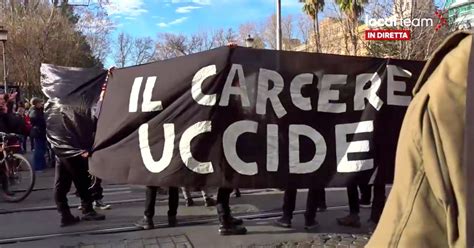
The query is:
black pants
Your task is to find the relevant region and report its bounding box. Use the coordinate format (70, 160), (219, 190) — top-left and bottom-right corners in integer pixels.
(90, 177), (104, 201)
(282, 186), (325, 222)
(347, 183), (360, 214)
(144, 186), (179, 218)
(370, 183), (386, 223)
(54, 155), (92, 216)
(216, 187), (232, 216)
(359, 184), (372, 203)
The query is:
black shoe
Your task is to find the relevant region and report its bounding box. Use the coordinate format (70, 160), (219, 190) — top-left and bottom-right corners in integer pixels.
(337, 214), (361, 228)
(304, 219), (320, 230)
(274, 217), (291, 228)
(205, 197), (216, 207)
(168, 215), (177, 227)
(60, 215), (80, 227)
(135, 216), (154, 230)
(185, 198), (194, 207)
(82, 210), (106, 221)
(218, 224), (247, 235)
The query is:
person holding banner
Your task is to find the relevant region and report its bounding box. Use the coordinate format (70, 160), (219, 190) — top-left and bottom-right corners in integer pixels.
(215, 187), (247, 235)
(337, 169), (374, 228)
(274, 185), (326, 230)
(42, 65), (109, 227)
(135, 186), (179, 230)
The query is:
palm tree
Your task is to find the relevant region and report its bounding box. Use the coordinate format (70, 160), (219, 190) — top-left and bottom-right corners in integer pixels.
(335, 0), (367, 55)
(299, 0), (325, 52)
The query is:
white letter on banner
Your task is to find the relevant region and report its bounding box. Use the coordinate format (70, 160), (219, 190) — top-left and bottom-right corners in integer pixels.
(139, 123), (174, 173)
(219, 64), (250, 107)
(129, 77), (143, 112)
(256, 68), (287, 118)
(354, 73), (384, 111)
(267, 124), (278, 172)
(142, 76), (163, 112)
(192, 65), (217, 106)
(223, 121), (258, 175)
(317, 74), (347, 113)
(335, 121), (374, 173)
(290, 73), (313, 111)
(289, 125), (327, 174)
(179, 121), (214, 174)
(387, 65), (412, 106)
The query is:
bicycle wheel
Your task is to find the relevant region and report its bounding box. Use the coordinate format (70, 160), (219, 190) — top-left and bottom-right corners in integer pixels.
(0, 153), (35, 202)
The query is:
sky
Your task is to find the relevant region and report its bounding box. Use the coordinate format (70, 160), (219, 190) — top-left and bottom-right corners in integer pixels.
(96, 0), (447, 39)
(102, 0), (305, 38)
(84, 0), (447, 67)
(84, 0), (307, 67)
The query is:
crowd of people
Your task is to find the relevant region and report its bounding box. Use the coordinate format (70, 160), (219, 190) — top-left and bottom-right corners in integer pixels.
(0, 94), (50, 171)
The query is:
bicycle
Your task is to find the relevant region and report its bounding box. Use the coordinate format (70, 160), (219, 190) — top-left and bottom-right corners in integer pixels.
(0, 132), (35, 202)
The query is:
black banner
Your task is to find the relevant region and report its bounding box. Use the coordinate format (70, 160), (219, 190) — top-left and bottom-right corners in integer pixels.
(90, 47), (425, 188)
(41, 63), (107, 158)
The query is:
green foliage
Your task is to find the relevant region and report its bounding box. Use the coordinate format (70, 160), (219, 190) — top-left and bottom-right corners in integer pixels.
(299, 0), (325, 21)
(335, 0), (367, 17)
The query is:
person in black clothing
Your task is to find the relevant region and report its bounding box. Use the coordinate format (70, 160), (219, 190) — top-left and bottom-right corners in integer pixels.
(135, 186), (179, 230)
(216, 187), (247, 235)
(359, 184), (372, 208)
(45, 82), (107, 226)
(369, 183), (385, 224)
(337, 183), (363, 227)
(29, 98), (47, 171)
(53, 152), (105, 227)
(274, 185), (326, 230)
(337, 170), (375, 228)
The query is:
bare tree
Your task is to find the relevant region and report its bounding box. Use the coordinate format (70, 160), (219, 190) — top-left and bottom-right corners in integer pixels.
(152, 29), (241, 61)
(1, 0), (100, 97)
(297, 14), (313, 50)
(114, 32), (133, 67)
(260, 14), (301, 50)
(131, 37), (155, 65)
(76, 7), (115, 64)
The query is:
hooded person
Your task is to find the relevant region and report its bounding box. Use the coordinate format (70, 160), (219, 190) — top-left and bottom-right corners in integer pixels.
(367, 31), (473, 248)
(41, 64), (108, 227)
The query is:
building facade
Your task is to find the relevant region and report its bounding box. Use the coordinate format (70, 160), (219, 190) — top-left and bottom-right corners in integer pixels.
(295, 18), (368, 56)
(445, 0), (474, 29)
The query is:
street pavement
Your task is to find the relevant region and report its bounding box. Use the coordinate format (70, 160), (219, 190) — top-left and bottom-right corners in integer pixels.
(0, 159), (382, 248)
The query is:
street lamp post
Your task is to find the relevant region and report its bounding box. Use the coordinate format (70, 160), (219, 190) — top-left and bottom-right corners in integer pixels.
(0, 27), (7, 93)
(276, 0), (282, 50)
(245, 35), (255, 48)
